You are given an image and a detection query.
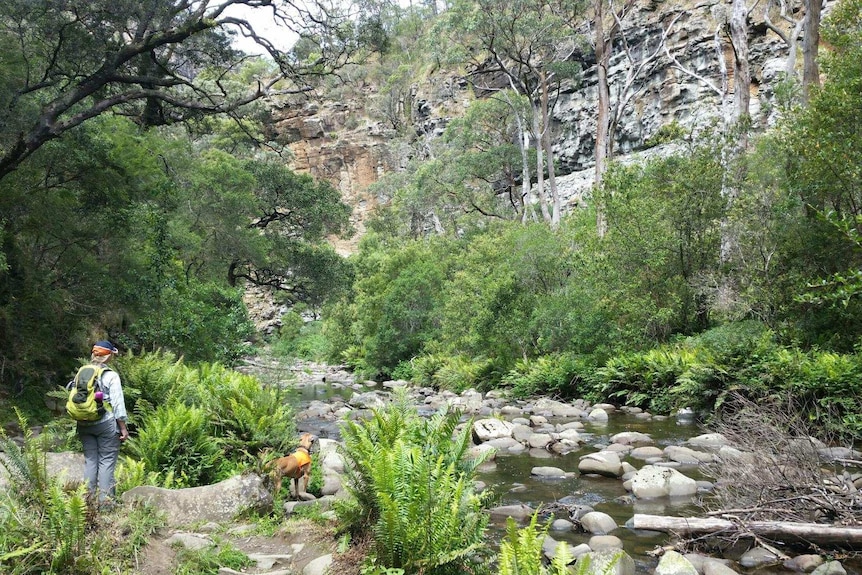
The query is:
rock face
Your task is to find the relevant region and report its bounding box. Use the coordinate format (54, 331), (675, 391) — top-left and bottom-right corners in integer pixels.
(268, 0), (802, 251)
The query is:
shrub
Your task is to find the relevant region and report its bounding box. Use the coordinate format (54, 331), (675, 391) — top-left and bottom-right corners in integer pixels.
(497, 513), (573, 575)
(127, 402), (223, 487)
(337, 390), (494, 574)
(183, 363), (296, 465)
(502, 354), (593, 399)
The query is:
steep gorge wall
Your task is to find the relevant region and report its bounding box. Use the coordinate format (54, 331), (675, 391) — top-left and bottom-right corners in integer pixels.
(271, 0), (801, 250)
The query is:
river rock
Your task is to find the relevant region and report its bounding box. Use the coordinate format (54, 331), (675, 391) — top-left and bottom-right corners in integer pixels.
(487, 437), (523, 450)
(472, 418), (515, 442)
(558, 421), (585, 431)
(578, 451), (624, 478)
(739, 546), (780, 568)
(500, 406), (524, 416)
(716, 445), (757, 464)
(488, 503), (535, 522)
(532, 466), (568, 478)
(589, 535), (623, 550)
(574, 549), (635, 575)
(512, 423), (534, 442)
(588, 408), (610, 422)
(557, 428), (583, 442)
(631, 446), (664, 460)
(655, 550), (699, 575)
(664, 445), (715, 464)
(703, 560), (741, 575)
(630, 465), (697, 498)
(527, 433), (554, 449)
(611, 432), (654, 445)
(121, 473), (271, 526)
(685, 433), (729, 452)
(811, 562), (847, 575)
(579, 511), (617, 534)
(348, 391), (387, 409)
(542, 535), (578, 563)
(784, 555), (825, 573)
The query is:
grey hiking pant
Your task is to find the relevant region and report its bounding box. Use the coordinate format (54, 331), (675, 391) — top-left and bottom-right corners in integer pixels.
(77, 417), (120, 502)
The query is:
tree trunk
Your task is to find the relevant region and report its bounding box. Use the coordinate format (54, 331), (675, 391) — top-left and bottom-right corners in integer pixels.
(541, 70), (561, 228)
(533, 103), (551, 223)
(632, 515), (862, 547)
(594, 0), (610, 238)
(729, 0), (751, 129)
(802, 0), (822, 103)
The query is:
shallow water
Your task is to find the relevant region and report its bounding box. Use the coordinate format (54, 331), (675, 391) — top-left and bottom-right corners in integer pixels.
(286, 382), (860, 574)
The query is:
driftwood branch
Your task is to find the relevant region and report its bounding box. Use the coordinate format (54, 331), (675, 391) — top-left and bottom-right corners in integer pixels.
(632, 514), (862, 547)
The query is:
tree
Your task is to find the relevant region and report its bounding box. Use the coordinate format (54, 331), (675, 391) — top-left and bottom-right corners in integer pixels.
(0, 0), (361, 181)
(447, 0), (587, 227)
(590, 0), (675, 236)
(802, 0), (823, 102)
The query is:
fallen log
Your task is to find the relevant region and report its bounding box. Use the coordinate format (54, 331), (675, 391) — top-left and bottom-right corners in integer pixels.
(631, 514), (862, 547)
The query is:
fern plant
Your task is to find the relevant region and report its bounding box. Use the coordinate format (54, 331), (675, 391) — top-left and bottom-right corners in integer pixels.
(337, 389), (495, 574)
(127, 402), (223, 486)
(0, 409), (94, 574)
(497, 513), (573, 575)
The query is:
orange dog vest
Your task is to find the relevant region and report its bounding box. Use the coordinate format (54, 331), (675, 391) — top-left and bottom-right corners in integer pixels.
(293, 449), (311, 467)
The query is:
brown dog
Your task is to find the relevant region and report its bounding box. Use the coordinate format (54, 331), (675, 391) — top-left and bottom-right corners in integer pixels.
(271, 432), (316, 500)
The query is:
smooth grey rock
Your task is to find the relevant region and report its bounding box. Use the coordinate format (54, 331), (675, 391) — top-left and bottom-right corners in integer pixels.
(811, 561), (847, 575)
(532, 466), (567, 478)
(122, 473), (271, 526)
(630, 465), (697, 498)
(302, 553), (333, 575)
(739, 546), (780, 568)
(784, 555), (825, 573)
(655, 550), (699, 575)
(589, 535), (623, 550)
(580, 511), (617, 534)
(579, 451), (624, 478)
(574, 549), (636, 575)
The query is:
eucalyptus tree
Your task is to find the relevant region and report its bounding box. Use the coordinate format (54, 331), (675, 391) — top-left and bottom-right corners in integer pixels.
(444, 0), (587, 228)
(0, 0), (363, 181)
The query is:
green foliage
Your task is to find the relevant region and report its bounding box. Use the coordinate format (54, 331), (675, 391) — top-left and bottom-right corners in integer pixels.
(502, 353), (594, 399)
(128, 402), (224, 487)
(0, 409), (165, 574)
(180, 363), (296, 466)
(497, 513), (573, 575)
(128, 277), (255, 365)
(271, 316), (333, 362)
(643, 120), (687, 148)
(174, 542), (253, 575)
(337, 391), (493, 574)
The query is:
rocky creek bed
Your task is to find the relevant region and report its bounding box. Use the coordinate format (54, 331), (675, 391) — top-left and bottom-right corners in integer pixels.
(5, 358), (862, 575)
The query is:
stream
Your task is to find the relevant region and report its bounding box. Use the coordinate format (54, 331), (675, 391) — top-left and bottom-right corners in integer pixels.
(286, 378), (709, 572)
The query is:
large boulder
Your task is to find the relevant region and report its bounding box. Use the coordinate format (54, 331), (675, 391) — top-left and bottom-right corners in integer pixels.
(472, 418), (515, 443)
(630, 465), (697, 498)
(573, 549), (636, 575)
(122, 473), (271, 526)
(578, 451), (624, 478)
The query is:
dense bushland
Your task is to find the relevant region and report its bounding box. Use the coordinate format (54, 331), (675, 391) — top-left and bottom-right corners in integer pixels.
(0, 350), (323, 572)
(305, 0), (862, 439)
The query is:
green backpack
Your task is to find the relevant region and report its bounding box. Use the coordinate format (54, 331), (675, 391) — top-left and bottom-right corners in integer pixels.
(66, 364), (112, 422)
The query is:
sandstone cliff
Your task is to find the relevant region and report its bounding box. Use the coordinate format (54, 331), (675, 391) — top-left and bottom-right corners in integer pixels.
(271, 0), (809, 253)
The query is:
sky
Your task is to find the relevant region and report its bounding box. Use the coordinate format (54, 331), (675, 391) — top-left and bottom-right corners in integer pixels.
(222, 3), (299, 56)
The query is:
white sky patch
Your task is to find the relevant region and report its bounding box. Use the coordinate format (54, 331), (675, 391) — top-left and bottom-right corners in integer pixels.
(222, 3), (299, 56)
